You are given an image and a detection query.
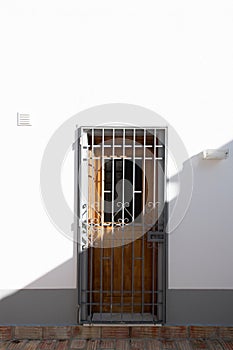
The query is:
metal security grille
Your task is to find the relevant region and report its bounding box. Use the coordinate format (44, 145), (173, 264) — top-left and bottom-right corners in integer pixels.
(75, 126), (167, 324)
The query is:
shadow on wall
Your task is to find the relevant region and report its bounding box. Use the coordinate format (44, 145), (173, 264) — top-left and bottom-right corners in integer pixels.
(0, 236), (78, 324)
(0, 258), (78, 324)
(26, 258), (76, 289)
(0, 140), (233, 325)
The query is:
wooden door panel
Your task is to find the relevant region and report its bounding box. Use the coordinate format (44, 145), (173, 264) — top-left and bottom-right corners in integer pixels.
(89, 235), (157, 315)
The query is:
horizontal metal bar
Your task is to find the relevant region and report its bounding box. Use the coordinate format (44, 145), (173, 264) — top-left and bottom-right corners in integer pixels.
(109, 145), (159, 148)
(87, 222), (161, 228)
(81, 302), (163, 308)
(81, 320), (162, 325)
(81, 290), (163, 293)
(92, 145), (164, 149)
(81, 126), (167, 130)
(89, 157), (164, 160)
(81, 302), (163, 306)
(92, 144), (163, 148)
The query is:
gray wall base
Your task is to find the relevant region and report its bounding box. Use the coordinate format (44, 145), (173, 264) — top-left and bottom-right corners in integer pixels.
(0, 288), (233, 325)
(167, 289), (233, 325)
(0, 289), (77, 324)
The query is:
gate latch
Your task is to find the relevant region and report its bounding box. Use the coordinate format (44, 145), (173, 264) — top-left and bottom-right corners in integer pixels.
(147, 231), (165, 242)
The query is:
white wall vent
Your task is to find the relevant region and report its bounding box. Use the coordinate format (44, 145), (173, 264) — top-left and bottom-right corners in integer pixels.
(17, 113), (31, 126)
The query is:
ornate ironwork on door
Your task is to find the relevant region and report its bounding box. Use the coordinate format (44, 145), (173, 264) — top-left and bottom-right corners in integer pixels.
(74, 127), (167, 324)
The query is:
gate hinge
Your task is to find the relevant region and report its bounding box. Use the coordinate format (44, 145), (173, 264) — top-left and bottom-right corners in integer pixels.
(72, 138), (79, 150)
(76, 304), (81, 323)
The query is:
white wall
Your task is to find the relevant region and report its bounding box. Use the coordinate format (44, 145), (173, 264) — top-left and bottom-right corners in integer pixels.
(0, 0), (233, 295)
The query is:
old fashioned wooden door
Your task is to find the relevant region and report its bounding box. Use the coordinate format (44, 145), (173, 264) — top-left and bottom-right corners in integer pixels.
(76, 127), (167, 324)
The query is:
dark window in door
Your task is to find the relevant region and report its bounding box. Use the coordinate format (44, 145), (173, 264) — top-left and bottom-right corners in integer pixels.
(104, 159), (143, 223)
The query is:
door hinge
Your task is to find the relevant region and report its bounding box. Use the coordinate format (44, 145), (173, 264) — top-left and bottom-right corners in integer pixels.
(76, 304), (81, 324)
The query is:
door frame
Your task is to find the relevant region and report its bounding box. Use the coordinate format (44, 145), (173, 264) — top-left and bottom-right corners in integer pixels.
(74, 126), (168, 324)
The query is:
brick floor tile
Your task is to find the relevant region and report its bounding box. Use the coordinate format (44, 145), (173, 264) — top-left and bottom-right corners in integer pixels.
(175, 339), (193, 350)
(190, 339), (209, 349)
(70, 339), (87, 349)
(130, 340), (147, 350)
(189, 326), (217, 339)
(0, 341), (10, 349)
(0, 327), (12, 341)
(54, 340), (69, 350)
(87, 340), (98, 350)
(8, 340), (28, 349)
(147, 339), (161, 350)
(98, 339), (115, 348)
(131, 327), (160, 338)
(219, 328), (233, 340)
(218, 340), (233, 349)
(43, 327), (71, 340)
(14, 327), (42, 340)
(37, 340), (57, 350)
(101, 328), (129, 339)
(71, 327), (81, 338)
(73, 327), (101, 339)
(206, 339), (226, 349)
(24, 341), (41, 350)
(160, 326), (188, 339)
(160, 339), (177, 349)
(115, 339), (130, 350)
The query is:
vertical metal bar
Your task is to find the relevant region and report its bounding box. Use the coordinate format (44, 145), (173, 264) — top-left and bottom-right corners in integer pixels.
(152, 128), (156, 320)
(142, 129), (146, 318)
(111, 129), (115, 320)
(74, 126), (80, 322)
(100, 128), (104, 320)
(89, 128), (94, 320)
(152, 129), (156, 320)
(122, 129), (125, 225)
(157, 129), (165, 322)
(131, 129), (135, 320)
(121, 129), (125, 321)
(80, 130), (89, 322)
(163, 128), (168, 323)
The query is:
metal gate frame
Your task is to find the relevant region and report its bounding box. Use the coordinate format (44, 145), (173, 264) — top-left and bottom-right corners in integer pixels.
(74, 126), (168, 324)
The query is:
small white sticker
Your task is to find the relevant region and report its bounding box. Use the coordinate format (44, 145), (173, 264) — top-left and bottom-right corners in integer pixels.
(17, 113), (31, 126)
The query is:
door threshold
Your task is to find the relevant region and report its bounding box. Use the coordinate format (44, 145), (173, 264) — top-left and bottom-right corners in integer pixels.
(82, 313), (160, 325)
(82, 323), (162, 327)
